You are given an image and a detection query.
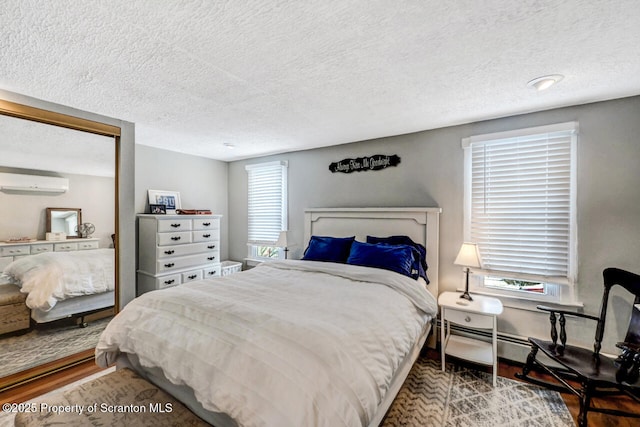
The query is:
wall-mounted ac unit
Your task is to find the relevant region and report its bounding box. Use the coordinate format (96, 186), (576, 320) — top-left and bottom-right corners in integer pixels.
(0, 172), (69, 194)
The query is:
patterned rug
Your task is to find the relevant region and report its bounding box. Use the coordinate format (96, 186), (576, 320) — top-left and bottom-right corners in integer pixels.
(382, 357), (574, 427)
(0, 317), (111, 378)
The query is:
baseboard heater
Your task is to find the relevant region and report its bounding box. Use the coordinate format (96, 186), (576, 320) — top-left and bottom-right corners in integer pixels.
(436, 319), (532, 363)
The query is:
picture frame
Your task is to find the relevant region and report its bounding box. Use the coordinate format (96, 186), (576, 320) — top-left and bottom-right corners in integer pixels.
(148, 190), (181, 214)
(149, 204), (166, 215)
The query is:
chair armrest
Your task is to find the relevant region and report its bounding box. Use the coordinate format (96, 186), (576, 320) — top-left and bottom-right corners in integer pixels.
(536, 305), (600, 353)
(616, 341), (640, 384)
(617, 341), (640, 353)
(537, 305), (600, 322)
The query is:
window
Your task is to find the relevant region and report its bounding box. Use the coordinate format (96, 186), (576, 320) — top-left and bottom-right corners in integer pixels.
(245, 161), (288, 260)
(462, 122), (577, 303)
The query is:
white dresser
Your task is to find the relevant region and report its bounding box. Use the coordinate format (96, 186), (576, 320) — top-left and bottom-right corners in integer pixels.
(137, 214), (222, 295)
(0, 238), (100, 270)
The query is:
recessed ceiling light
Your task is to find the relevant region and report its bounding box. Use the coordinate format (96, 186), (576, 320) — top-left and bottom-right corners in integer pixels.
(527, 74), (564, 91)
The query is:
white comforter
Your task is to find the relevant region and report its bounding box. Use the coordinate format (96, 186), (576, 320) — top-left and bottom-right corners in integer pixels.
(2, 248), (115, 311)
(96, 260), (437, 427)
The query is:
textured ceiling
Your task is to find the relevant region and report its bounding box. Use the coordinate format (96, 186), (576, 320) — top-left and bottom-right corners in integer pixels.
(1, 0), (640, 164)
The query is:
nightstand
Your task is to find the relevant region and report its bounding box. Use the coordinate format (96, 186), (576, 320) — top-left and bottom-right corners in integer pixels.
(439, 291), (503, 386)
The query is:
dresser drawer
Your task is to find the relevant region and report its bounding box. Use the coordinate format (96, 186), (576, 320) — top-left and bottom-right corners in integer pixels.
(157, 242), (220, 259)
(203, 265), (221, 278)
(30, 244), (54, 254)
(0, 257), (13, 270)
(157, 232), (192, 246)
(181, 269), (203, 283)
(78, 240), (99, 250)
(444, 308), (494, 329)
(157, 273), (181, 289)
(0, 245), (30, 257)
(54, 242), (78, 252)
(156, 253), (220, 273)
(193, 218), (219, 231)
(157, 219), (192, 232)
(192, 230), (218, 243)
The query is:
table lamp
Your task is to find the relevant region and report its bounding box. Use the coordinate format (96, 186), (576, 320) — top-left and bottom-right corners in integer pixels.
(275, 230), (289, 259)
(454, 242), (482, 301)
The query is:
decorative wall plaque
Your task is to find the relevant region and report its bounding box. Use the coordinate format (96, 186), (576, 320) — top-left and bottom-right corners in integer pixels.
(329, 154), (401, 174)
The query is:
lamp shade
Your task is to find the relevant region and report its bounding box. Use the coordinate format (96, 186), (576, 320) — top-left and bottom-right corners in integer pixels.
(275, 230), (288, 247)
(454, 242), (482, 268)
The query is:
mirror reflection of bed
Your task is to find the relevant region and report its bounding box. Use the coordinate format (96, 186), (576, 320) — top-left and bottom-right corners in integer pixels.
(0, 112), (116, 382)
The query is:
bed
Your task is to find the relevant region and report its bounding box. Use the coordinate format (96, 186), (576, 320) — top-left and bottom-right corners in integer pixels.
(96, 207), (441, 426)
(1, 248), (115, 323)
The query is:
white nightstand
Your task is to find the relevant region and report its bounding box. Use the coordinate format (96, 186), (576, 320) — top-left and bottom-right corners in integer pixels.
(439, 291), (503, 386)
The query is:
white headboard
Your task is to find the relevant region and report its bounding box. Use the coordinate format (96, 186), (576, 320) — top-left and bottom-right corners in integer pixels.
(304, 207), (441, 300)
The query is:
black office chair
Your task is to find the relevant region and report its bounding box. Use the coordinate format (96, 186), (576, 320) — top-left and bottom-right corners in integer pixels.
(516, 267), (640, 427)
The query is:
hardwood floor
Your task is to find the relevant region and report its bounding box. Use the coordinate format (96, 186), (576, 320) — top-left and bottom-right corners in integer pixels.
(1, 349), (637, 426)
(0, 349), (105, 405)
(497, 359), (638, 427)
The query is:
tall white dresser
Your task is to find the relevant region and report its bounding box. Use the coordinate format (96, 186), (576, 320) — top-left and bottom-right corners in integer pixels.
(137, 214), (222, 295)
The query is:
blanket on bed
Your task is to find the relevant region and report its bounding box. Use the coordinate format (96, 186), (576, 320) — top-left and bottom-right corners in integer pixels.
(96, 260), (437, 427)
(2, 248), (115, 311)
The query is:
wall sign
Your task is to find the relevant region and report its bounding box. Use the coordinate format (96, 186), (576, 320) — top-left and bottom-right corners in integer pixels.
(329, 154), (401, 174)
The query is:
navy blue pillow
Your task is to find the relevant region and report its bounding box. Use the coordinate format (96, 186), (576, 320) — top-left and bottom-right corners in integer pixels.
(367, 235), (429, 283)
(346, 241), (416, 279)
(302, 235), (355, 263)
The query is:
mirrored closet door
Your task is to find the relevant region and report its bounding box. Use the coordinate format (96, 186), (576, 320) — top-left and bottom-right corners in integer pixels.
(0, 98), (121, 390)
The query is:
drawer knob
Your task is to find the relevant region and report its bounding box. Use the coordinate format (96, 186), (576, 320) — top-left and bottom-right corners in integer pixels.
(188, 275), (197, 279)
(171, 236), (181, 241)
(164, 279), (175, 285)
(465, 316), (471, 322)
(208, 271), (216, 275)
(207, 245), (216, 249)
(202, 234), (211, 238)
(165, 263), (175, 268)
(203, 222), (211, 226)
(164, 250), (175, 255)
(171, 223), (181, 228)
(207, 256), (215, 261)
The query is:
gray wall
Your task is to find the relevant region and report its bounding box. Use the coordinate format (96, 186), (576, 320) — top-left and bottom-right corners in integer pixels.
(135, 144), (229, 260)
(228, 95), (640, 359)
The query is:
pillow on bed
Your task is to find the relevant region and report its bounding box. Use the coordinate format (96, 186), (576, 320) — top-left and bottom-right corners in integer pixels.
(366, 235), (429, 283)
(302, 235), (355, 263)
(346, 241), (417, 279)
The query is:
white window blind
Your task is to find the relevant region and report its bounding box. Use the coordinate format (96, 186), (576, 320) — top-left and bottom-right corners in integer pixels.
(463, 122), (577, 285)
(245, 161), (288, 245)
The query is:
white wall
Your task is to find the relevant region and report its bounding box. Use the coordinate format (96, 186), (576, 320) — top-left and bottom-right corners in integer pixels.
(135, 144), (229, 260)
(228, 95), (640, 360)
(0, 170), (115, 248)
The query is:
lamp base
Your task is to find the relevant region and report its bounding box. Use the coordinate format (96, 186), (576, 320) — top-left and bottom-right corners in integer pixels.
(460, 267), (473, 301)
(459, 291), (473, 301)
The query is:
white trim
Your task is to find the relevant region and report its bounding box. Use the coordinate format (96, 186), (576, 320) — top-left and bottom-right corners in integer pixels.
(462, 122), (578, 304)
(244, 160), (288, 170)
(461, 121), (578, 148)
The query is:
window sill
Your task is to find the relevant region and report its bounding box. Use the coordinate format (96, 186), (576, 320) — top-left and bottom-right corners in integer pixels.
(458, 287), (584, 312)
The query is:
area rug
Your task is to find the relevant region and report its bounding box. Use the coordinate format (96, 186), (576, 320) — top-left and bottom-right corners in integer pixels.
(0, 317), (111, 378)
(382, 357), (574, 427)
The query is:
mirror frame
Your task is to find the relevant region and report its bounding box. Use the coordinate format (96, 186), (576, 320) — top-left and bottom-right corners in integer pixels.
(0, 98), (121, 391)
(46, 207), (83, 238)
